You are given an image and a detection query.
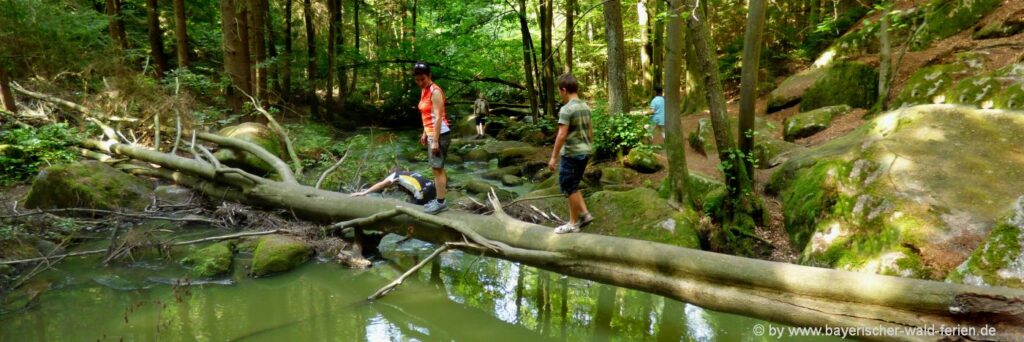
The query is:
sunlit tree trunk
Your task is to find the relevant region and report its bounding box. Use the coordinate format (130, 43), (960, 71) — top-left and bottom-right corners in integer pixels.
(335, 0), (347, 106)
(145, 0), (169, 79)
(878, 4), (891, 111)
(220, 0), (245, 112)
(106, 0), (129, 50)
(664, 0), (690, 205)
(639, 0), (651, 93)
(0, 66), (16, 114)
(173, 0), (189, 69)
(540, 0), (556, 118)
(651, 0), (664, 89)
(564, 0), (574, 74)
(250, 0), (268, 102)
(304, 0), (318, 117)
(326, 0), (337, 113)
(517, 0), (540, 120)
(738, 0), (766, 179)
(603, 0), (628, 114)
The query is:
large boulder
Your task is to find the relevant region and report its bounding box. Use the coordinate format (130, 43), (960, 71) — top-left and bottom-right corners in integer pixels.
(496, 146), (541, 167)
(482, 166), (523, 181)
(893, 64), (968, 108)
(800, 62), (878, 112)
(971, 17), (1024, 40)
(947, 197), (1024, 289)
(214, 122), (286, 175)
(180, 242), (235, 278)
(623, 148), (662, 173)
(753, 138), (804, 169)
(251, 235), (313, 277)
(767, 67), (828, 113)
(769, 105), (1024, 280)
(688, 117), (779, 156)
(783, 105), (852, 141)
(24, 161), (153, 211)
(598, 166), (640, 185)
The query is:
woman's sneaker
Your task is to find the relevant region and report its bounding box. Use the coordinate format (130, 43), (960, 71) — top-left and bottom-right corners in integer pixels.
(423, 199), (447, 214)
(554, 222), (580, 234)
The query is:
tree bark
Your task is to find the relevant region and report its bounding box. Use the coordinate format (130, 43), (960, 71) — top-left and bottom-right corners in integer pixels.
(304, 0), (319, 117)
(539, 0), (556, 119)
(0, 66), (16, 113)
(564, 0), (574, 74)
(878, 5), (891, 111)
(79, 135), (1024, 342)
(517, 0), (540, 120)
(238, 7), (254, 95)
(638, 0), (651, 93)
(651, 0), (664, 89)
(603, 0), (628, 115)
(146, 0), (169, 79)
(335, 0), (347, 106)
(173, 0), (189, 69)
(106, 0), (129, 50)
(220, 0), (245, 113)
(737, 0), (767, 179)
(664, 0), (689, 205)
(265, 0), (280, 98)
(250, 0), (268, 102)
(282, 0), (293, 100)
(350, 0), (359, 94)
(326, 0), (338, 113)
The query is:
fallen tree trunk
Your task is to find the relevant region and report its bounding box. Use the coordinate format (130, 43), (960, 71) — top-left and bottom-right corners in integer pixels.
(79, 136), (1024, 341)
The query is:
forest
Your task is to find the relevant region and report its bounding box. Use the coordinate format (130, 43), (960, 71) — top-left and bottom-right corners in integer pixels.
(1, 0), (1024, 340)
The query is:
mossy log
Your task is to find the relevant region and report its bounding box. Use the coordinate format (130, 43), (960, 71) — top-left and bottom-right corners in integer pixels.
(80, 136), (1024, 341)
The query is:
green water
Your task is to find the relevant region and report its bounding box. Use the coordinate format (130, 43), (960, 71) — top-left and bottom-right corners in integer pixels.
(0, 235), (843, 341)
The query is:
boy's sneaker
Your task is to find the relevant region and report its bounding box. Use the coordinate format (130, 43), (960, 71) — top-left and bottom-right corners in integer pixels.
(578, 212), (595, 228)
(554, 222), (580, 234)
(423, 199), (447, 214)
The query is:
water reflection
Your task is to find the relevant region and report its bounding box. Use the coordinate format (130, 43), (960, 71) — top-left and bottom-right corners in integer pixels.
(0, 235), (842, 341)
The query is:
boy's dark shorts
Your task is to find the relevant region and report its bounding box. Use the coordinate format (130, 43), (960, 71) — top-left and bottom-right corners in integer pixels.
(558, 154), (590, 196)
(427, 132), (451, 169)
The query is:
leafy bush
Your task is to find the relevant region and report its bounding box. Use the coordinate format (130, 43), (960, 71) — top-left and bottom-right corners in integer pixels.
(591, 105), (649, 158)
(0, 123), (83, 184)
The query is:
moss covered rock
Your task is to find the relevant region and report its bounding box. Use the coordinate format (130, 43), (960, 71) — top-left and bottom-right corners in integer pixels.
(598, 166), (639, 185)
(501, 174), (525, 187)
(947, 197), (1024, 289)
(770, 105), (1024, 280)
(180, 242), (235, 278)
(24, 161), (153, 211)
(689, 117), (779, 156)
(946, 75), (1002, 107)
(767, 67), (828, 113)
(800, 62), (878, 112)
(893, 64), (967, 108)
(920, 0), (1002, 46)
(783, 105), (852, 141)
(972, 18), (1024, 40)
(462, 180), (517, 202)
(992, 83), (1024, 110)
(497, 146), (541, 167)
(482, 166), (523, 181)
(214, 122), (286, 175)
(251, 235), (312, 277)
(481, 140), (533, 156)
(623, 148), (662, 173)
(753, 138), (804, 169)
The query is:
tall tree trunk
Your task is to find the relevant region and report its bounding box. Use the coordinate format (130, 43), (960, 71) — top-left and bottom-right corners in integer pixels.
(878, 5), (891, 111)
(0, 66), (16, 114)
(265, 0), (280, 99)
(603, 0), (628, 115)
(220, 0), (245, 113)
(250, 0), (268, 102)
(651, 0), (664, 89)
(350, 0), (359, 94)
(663, 0), (690, 205)
(145, 0), (169, 79)
(564, 0), (574, 74)
(304, 0), (319, 117)
(411, 0), (418, 51)
(737, 0), (766, 179)
(517, 0), (540, 120)
(335, 0), (347, 106)
(106, 0), (129, 50)
(238, 7), (254, 95)
(638, 0), (651, 93)
(173, 0), (189, 69)
(282, 0), (293, 100)
(540, 0), (556, 118)
(684, 0), (760, 239)
(326, 0), (337, 114)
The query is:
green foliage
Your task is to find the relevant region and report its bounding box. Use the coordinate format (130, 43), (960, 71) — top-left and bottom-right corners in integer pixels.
(590, 105), (649, 158)
(0, 123), (83, 184)
(0, 0), (107, 74)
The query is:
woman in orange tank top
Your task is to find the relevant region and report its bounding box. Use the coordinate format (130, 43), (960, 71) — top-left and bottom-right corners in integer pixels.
(412, 62), (450, 214)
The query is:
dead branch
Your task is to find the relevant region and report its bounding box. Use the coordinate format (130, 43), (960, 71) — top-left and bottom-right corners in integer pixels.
(0, 208), (219, 224)
(195, 132), (297, 184)
(243, 93), (303, 175)
(393, 206), (505, 252)
(315, 149), (350, 189)
(10, 82), (136, 122)
(368, 243), (451, 300)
